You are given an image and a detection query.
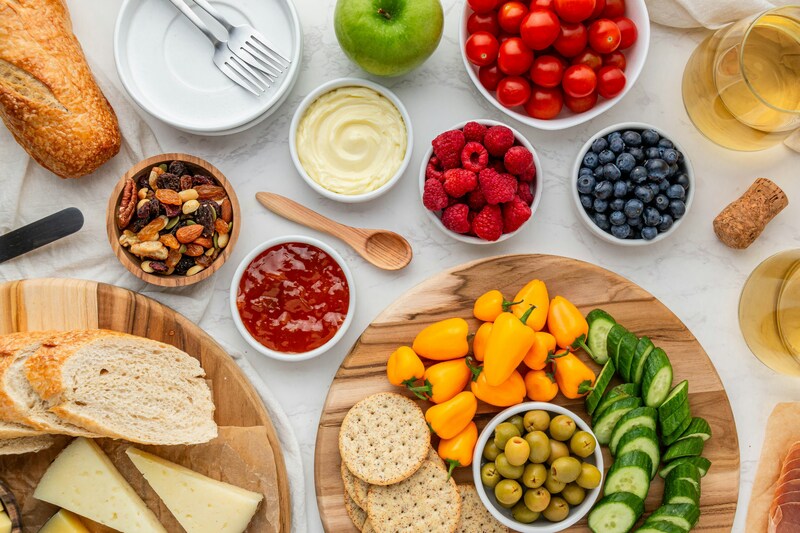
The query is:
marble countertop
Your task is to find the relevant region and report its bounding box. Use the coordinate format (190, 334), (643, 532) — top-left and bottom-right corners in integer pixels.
(64, 0), (800, 530)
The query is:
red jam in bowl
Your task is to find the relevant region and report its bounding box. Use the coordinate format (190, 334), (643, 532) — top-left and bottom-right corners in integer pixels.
(236, 242), (350, 353)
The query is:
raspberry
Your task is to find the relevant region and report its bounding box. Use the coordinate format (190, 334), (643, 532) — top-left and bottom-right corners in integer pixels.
(422, 178), (449, 211)
(463, 121), (487, 144)
(443, 168), (478, 198)
(519, 163), (537, 183)
(472, 205), (503, 241)
(479, 168), (517, 205)
(489, 159), (506, 173)
(426, 156), (444, 181)
(467, 188), (487, 211)
(441, 203), (471, 234)
(432, 129), (466, 170)
(461, 142), (489, 173)
(503, 195), (532, 232)
(517, 181), (534, 206)
(483, 125), (515, 157)
(504, 146), (534, 175)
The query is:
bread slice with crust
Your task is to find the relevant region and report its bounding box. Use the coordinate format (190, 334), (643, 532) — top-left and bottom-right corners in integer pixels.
(0, 435), (53, 455)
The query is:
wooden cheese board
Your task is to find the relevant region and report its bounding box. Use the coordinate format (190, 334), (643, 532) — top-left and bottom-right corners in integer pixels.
(0, 278), (291, 533)
(315, 254), (739, 532)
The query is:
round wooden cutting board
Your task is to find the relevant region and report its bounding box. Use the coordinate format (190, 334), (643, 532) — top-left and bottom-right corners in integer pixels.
(315, 254), (739, 532)
(0, 278), (291, 533)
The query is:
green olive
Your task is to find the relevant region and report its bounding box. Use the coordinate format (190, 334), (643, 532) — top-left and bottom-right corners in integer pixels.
(521, 463), (548, 489)
(512, 501), (540, 524)
(576, 463), (602, 489)
(544, 471), (566, 493)
(570, 431), (597, 458)
(525, 431), (551, 463)
(550, 456), (582, 484)
(483, 440), (501, 462)
(547, 440), (570, 465)
(549, 414), (577, 441)
(542, 496), (570, 522)
(523, 410), (551, 432)
(508, 414), (525, 435)
(504, 436), (531, 467)
(481, 463), (501, 489)
(494, 422), (521, 450)
(523, 487), (551, 513)
(494, 479), (523, 507)
(561, 483), (586, 506)
(495, 453), (524, 479)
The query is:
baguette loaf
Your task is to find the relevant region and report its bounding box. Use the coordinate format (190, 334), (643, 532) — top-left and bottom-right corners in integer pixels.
(0, 435), (52, 455)
(0, 0), (120, 178)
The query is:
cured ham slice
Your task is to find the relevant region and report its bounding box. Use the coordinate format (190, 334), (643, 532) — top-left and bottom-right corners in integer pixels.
(769, 502), (800, 533)
(770, 490), (800, 518)
(769, 442), (800, 533)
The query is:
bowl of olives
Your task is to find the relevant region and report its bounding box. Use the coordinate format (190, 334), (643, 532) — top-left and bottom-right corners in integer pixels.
(473, 402), (604, 532)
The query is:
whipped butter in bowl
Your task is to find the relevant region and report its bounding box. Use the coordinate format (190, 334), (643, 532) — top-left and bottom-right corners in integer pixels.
(290, 78), (413, 203)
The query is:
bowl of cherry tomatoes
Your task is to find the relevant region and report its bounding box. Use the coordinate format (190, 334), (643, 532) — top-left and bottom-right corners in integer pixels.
(461, 0), (650, 130)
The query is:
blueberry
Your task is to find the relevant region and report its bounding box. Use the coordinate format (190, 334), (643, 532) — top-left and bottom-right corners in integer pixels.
(667, 184), (686, 200)
(662, 148), (679, 165)
(645, 147), (661, 160)
(599, 149), (616, 164)
(670, 200), (686, 218)
(594, 180), (613, 200)
(645, 159), (669, 179)
(624, 198), (644, 218)
(621, 131), (642, 147)
(610, 223), (632, 239)
(610, 137), (625, 154)
(583, 151), (600, 169)
(648, 183), (661, 197)
(604, 163), (622, 181)
(630, 166), (648, 183)
(642, 226), (658, 240)
(643, 206), (661, 226)
(676, 173), (691, 189)
(610, 198), (625, 211)
(609, 131), (623, 142)
(577, 175), (596, 194)
(658, 214), (674, 232)
(580, 167), (594, 176)
(594, 212), (610, 230)
(655, 194), (670, 211)
(634, 185), (655, 203)
(667, 163), (680, 178)
(642, 129), (660, 146)
(593, 165), (605, 178)
(628, 216), (643, 229)
(613, 180), (628, 198)
(628, 147), (645, 161)
(658, 138), (674, 149)
(594, 198), (609, 213)
(580, 194), (594, 209)
(616, 153), (636, 173)
(591, 137), (609, 153)
(659, 179), (670, 192)
(610, 210), (627, 226)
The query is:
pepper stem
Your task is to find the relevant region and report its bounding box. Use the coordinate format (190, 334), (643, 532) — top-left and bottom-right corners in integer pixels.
(501, 299), (524, 312)
(445, 459), (461, 480)
(578, 379), (594, 395)
(377, 8), (392, 19)
(405, 378), (433, 401)
(547, 349), (569, 362)
(466, 357), (483, 382)
(571, 333), (595, 359)
(519, 305), (536, 325)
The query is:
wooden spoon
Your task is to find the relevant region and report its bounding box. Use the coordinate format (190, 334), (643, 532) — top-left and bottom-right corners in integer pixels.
(256, 192), (413, 271)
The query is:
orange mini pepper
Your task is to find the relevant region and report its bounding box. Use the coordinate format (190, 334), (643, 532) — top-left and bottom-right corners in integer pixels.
(511, 280), (549, 331)
(524, 369), (559, 402)
(523, 331), (557, 371)
(438, 421), (478, 478)
(409, 358), (471, 404)
(547, 296), (594, 356)
(484, 308), (536, 386)
(412, 318), (470, 361)
(473, 290), (521, 322)
(468, 358), (526, 407)
(472, 322), (492, 362)
(550, 350), (596, 399)
(425, 391), (477, 440)
(386, 346), (425, 388)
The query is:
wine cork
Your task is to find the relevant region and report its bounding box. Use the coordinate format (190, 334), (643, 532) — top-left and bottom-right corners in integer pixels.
(714, 178), (788, 249)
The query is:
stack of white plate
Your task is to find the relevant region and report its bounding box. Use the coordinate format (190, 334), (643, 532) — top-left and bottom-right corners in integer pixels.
(114, 0), (302, 135)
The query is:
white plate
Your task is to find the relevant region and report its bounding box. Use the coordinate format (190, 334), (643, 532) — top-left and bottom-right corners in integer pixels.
(114, 0), (302, 134)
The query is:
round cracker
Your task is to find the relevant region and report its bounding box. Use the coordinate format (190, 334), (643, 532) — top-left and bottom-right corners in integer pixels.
(456, 484), (509, 533)
(341, 461), (369, 509)
(367, 458), (461, 533)
(339, 392), (429, 486)
(362, 519), (375, 533)
(344, 491), (367, 531)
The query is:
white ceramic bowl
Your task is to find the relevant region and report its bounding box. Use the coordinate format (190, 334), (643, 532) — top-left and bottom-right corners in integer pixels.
(229, 235), (356, 362)
(419, 119), (543, 245)
(473, 402), (604, 532)
(459, 2), (650, 131)
(289, 78), (413, 203)
(571, 122), (695, 246)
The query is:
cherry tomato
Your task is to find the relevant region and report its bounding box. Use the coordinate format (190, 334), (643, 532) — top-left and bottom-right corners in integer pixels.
(524, 86), (564, 119)
(601, 0), (625, 18)
(554, 0), (596, 22)
(530, 55), (565, 87)
(562, 64), (597, 98)
(468, 0), (499, 14)
(589, 0), (606, 18)
(530, 0), (554, 8)
(564, 91), (598, 112)
(466, 32), (500, 67)
(602, 50), (626, 70)
(553, 22), (588, 57)
(498, 2), (529, 33)
(497, 76), (532, 107)
(479, 64), (504, 91)
(597, 65), (626, 98)
(613, 17), (638, 49)
(571, 48), (602, 70)
(588, 19), (621, 54)
(498, 38), (535, 75)
(519, 9), (561, 50)
(468, 11), (500, 35)
(497, 30), (517, 42)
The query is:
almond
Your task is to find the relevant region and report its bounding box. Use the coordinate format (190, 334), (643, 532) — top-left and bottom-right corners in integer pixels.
(193, 236), (213, 248)
(220, 198), (233, 222)
(184, 243), (204, 257)
(176, 224), (204, 243)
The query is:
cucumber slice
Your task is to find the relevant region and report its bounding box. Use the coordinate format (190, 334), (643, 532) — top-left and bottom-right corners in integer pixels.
(646, 503), (700, 530)
(664, 437), (705, 462)
(604, 451), (653, 500)
(594, 383), (640, 421)
(642, 348), (673, 408)
(663, 478), (700, 506)
(586, 359), (617, 416)
(636, 522), (688, 533)
(588, 492), (644, 533)
(631, 336), (655, 385)
(677, 417), (712, 442)
(617, 333), (639, 382)
(594, 397), (643, 445)
(660, 457), (711, 479)
(665, 463), (702, 492)
(658, 381), (689, 420)
(587, 310), (616, 364)
(662, 414), (693, 446)
(609, 406), (658, 456)
(616, 427), (660, 479)
(607, 324), (629, 368)
(660, 400), (691, 437)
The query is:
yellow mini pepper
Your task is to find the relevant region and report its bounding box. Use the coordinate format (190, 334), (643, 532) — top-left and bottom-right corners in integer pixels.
(438, 421), (478, 478)
(468, 358), (526, 407)
(386, 346), (425, 388)
(425, 391), (477, 440)
(412, 318), (470, 361)
(410, 358), (471, 404)
(483, 308), (536, 386)
(547, 296), (593, 356)
(524, 369), (559, 402)
(511, 279), (549, 331)
(473, 290), (520, 322)
(522, 331), (557, 371)
(472, 322), (492, 362)
(550, 350), (596, 399)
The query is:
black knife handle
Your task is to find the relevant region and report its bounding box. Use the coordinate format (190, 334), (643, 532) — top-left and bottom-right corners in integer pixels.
(0, 208), (84, 264)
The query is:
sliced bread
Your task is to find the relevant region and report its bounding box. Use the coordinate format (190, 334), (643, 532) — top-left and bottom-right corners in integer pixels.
(25, 330), (217, 445)
(0, 435), (53, 455)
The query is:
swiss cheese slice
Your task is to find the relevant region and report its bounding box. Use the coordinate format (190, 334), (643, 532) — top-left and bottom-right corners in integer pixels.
(33, 438), (166, 533)
(0, 510), (10, 533)
(39, 510), (90, 533)
(126, 447), (263, 533)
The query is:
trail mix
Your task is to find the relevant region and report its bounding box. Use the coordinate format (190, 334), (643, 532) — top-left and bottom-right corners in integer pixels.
(116, 160), (233, 277)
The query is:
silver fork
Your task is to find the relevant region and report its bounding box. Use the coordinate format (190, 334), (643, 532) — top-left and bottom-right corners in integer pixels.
(167, 0), (269, 96)
(190, 0), (291, 84)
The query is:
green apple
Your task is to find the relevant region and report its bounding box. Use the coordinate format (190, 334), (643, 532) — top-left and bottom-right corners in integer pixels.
(334, 0), (444, 77)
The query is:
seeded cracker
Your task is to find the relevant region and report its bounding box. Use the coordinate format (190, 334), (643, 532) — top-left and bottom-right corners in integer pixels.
(456, 484), (509, 533)
(343, 491), (367, 531)
(341, 461), (369, 508)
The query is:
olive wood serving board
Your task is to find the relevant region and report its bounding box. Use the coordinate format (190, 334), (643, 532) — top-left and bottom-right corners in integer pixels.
(0, 278), (290, 533)
(315, 254), (739, 532)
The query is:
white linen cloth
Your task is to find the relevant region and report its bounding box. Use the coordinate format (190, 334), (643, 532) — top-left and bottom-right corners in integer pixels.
(0, 71), (307, 532)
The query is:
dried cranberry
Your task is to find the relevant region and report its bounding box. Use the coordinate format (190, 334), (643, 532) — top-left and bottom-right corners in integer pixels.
(180, 175), (193, 190)
(157, 173), (181, 191)
(168, 161), (188, 177)
(162, 203), (181, 217)
(192, 174), (214, 187)
(150, 261), (169, 273)
(174, 255), (195, 275)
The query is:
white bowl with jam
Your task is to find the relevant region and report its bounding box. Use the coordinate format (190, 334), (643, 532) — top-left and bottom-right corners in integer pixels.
(229, 235), (355, 362)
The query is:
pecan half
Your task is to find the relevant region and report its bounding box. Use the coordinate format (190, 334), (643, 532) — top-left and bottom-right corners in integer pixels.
(116, 178), (136, 229)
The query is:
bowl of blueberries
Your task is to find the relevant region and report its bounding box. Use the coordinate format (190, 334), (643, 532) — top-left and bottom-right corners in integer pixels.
(572, 123), (694, 245)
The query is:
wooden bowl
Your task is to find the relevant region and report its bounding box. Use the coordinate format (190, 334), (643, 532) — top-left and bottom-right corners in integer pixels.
(106, 153), (241, 287)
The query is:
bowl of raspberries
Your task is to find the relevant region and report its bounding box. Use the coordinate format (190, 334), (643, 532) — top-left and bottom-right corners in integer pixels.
(572, 122), (694, 245)
(421, 120), (542, 243)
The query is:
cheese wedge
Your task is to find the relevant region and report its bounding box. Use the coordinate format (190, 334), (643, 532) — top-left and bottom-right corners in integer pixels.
(0, 510), (10, 533)
(126, 447), (263, 533)
(33, 438), (166, 533)
(40, 510), (90, 533)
